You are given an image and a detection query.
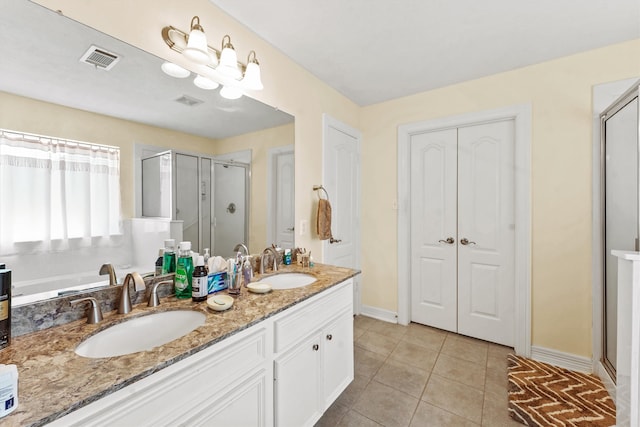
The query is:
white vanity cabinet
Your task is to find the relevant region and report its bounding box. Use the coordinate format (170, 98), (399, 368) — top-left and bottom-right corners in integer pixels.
(49, 324), (273, 427)
(273, 279), (354, 427)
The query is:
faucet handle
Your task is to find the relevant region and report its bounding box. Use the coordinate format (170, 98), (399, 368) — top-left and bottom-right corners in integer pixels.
(71, 297), (103, 324)
(148, 280), (174, 307)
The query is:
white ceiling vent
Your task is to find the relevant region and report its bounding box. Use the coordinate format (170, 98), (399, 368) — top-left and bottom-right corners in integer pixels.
(79, 45), (120, 70)
(175, 95), (204, 107)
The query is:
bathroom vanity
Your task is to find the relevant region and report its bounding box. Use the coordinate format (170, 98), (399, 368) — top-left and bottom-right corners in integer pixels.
(0, 264), (358, 427)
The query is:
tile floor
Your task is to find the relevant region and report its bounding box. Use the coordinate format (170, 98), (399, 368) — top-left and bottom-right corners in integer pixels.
(315, 315), (522, 427)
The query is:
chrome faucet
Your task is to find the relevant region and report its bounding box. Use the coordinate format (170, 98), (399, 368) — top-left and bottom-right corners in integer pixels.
(99, 263), (117, 286)
(233, 243), (249, 256)
(147, 280), (174, 307)
(260, 247), (279, 274)
(118, 272), (145, 314)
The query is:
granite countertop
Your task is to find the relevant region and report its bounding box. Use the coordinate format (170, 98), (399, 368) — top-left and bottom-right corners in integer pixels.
(0, 263), (359, 427)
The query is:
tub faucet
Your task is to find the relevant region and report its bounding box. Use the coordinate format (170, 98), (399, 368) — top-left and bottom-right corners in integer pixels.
(99, 263), (117, 286)
(260, 247), (278, 274)
(118, 272), (145, 314)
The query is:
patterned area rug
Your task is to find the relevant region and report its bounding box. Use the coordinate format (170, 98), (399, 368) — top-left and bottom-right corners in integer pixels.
(507, 354), (616, 426)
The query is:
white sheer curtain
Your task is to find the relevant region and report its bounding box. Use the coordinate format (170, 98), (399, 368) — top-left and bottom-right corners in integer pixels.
(0, 129), (122, 255)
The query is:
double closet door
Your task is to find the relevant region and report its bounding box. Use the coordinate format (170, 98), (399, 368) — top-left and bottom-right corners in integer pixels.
(410, 119), (515, 347)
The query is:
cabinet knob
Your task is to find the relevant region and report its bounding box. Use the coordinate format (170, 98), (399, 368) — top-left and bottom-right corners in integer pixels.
(312, 344), (319, 351)
(326, 334), (333, 341)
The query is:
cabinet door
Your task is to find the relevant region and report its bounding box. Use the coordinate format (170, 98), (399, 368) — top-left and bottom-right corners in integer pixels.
(323, 308), (354, 407)
(274, 332), (322, 427)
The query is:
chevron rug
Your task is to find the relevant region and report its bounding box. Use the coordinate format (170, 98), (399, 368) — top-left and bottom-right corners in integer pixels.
(507, 354), (616, 426)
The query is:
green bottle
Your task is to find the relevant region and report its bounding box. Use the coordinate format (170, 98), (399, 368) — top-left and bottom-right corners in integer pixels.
(162, 239), (176, 274)
(175, 241), (193, 299)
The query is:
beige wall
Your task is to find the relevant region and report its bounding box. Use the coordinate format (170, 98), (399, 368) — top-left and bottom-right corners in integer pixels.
(360, 39), (640, 357)
(27, 0), (640, 357)
(0, 91), (218, 218)
(216, 123), (295, 253)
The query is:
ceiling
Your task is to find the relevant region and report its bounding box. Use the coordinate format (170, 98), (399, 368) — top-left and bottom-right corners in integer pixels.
(0, 0), (292, 140)
(210, 0), (640, 106)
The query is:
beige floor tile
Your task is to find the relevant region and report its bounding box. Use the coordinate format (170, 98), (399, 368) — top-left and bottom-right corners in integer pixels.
(410, 402), (480, 427)
(373, 358), (430, 398)
(482, 394), (522, 427)
(336, 374), (370, 408)
(368, 320), (409, 339)
(356, 330), (401, 357)
(354, 316), (379, 331)
(353, 381), (419, 427)
(390, 340), (438, 371)
(354, 346), (386, 380)
(315, 401), (349, 427)
(422, 374), (484, 424)
(338, 410), (383, 427)
(487, 355), (508, 373)
(432, 353), (486, 390)
(440, 335), (488, 365)
(485, 366), (508, 398)
(402, 324), (446, 352)
(488, 343), (514, 360)
(354, 327), (366, 341)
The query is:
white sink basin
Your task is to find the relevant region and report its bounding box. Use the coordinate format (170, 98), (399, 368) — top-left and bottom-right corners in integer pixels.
(255, 272), (316, 290)
(75, 310), (206, 358)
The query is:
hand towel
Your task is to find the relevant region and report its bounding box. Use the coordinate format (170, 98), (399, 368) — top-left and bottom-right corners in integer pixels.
(316, 199), (333, 240)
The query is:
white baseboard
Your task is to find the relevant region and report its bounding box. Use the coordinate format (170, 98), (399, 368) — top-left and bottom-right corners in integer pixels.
(596, 360), (616, 403)
(360, 305), (397, 324)
(530, 346), (593, 374)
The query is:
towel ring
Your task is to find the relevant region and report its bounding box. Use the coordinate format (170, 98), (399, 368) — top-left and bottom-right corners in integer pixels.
(313, 185), (330, 201)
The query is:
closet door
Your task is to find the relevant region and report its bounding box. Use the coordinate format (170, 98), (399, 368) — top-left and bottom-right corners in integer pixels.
(457, 120), (515, 347)
(410, 128), (458, 332)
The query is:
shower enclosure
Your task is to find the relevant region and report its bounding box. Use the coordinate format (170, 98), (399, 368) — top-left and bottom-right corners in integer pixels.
(142, 150), (249, 258)
(601, 81), (640, 379)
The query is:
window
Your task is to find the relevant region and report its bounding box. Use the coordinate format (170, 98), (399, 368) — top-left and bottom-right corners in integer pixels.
(0, 129), (121, 254)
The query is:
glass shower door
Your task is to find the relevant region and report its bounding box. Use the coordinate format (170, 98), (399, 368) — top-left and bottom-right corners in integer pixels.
(603, 93), (639, 376)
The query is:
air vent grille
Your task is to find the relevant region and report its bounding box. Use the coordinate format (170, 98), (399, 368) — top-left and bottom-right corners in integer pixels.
(80, 45), (120, 70)
(175, 95), (204, 107)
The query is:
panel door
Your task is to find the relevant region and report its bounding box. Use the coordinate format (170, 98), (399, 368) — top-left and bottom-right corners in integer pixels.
(409, 128), (458, 332)
(457, 120), (515, 346)
(275, 148), (295, 249)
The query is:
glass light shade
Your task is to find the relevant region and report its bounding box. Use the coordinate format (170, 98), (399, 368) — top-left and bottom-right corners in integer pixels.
(183, 28), (211, 64)
(193, 75), (219, 90)
(220, 85), (243, 100)
(218, 46), (242, 79)
(161, 62), (190, 78)
(242, 62), (263, 90)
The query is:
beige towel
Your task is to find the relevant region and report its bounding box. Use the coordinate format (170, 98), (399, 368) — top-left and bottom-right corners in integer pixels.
(316, 199), (333, 240)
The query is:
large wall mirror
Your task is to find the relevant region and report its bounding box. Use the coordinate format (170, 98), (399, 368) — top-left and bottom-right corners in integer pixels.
(0, 0), (294, 302)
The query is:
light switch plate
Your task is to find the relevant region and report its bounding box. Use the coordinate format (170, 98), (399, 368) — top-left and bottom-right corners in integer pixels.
(299, 220), (308, 235)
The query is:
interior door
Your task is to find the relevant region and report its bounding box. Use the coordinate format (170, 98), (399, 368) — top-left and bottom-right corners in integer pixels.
(457, 120), (515, 346)
(409, 120), (516, 346)
(273, 147), (295, 249)
(410, 128), (458, 331)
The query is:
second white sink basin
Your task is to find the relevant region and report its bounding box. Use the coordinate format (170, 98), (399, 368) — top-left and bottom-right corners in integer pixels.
(255, 272), (317, 290)
(75, 310), (206, 358)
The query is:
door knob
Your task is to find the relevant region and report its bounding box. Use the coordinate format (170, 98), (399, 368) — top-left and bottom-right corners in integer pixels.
(460, 238), (476, 246)
(438, 237), (455, 244)
(330, 237), (342, 244)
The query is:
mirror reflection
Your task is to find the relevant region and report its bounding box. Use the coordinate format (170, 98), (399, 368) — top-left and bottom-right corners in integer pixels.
(0, 0), (295, 303)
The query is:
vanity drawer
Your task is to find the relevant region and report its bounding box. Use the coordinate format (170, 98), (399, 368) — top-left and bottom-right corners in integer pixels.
(274, 279), (352, 353)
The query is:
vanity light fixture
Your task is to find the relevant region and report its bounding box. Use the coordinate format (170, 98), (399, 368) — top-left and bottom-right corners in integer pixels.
(160, 16), (264, 99)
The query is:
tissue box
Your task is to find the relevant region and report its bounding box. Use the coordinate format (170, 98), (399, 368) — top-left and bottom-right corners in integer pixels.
(207, 271), (227, 294)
